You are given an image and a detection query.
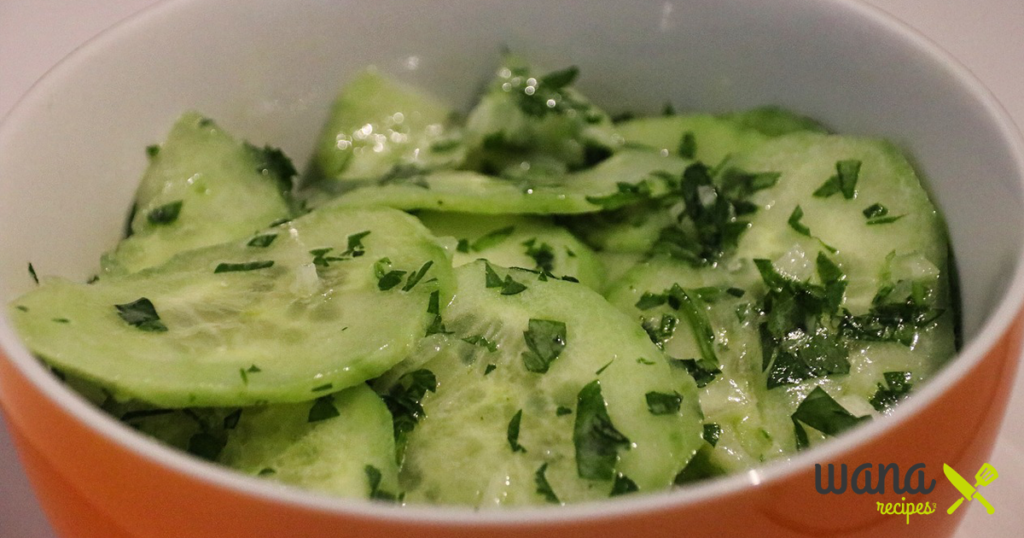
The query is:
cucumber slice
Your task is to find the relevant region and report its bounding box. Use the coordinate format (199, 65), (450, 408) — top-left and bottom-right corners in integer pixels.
(218, 384), (400, 500)
(102, 113), (295, 276)
(614, 115), (769, 167)
(375, 262), (703, 507)
(604, 134), (955, 472)
(306, 69), (462, 185)
(416, 212), (604, 290)
(307, 150), (689, 215)
(462, 55), (618, 178)
(11, 206), (454, 407)
(720, 106), (829, 137)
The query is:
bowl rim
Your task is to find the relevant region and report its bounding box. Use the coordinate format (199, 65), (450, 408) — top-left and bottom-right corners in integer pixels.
(1, 0), (1023, 525)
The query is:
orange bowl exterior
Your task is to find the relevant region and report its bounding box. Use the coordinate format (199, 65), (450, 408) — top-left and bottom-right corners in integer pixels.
(1, 313), (1020, 538)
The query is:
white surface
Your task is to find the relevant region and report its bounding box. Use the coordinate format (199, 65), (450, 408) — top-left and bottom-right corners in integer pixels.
(0, 1), (1022, 537)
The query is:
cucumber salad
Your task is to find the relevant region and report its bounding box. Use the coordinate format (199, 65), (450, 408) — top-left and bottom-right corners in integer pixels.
(9, 55), (956, 507)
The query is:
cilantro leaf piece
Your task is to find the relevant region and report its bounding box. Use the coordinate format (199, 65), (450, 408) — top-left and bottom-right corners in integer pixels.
(585, 181), (654, 210)
(522, 319), (567, 373)
(836, 159), (861, 199)
(813, 175), (841, 198)
(673, 446), (726, 485)
(703, 423), (722, 447)
(867, 215), (906, 225)
(787, 205), (812, 237)
(223, 409), (242, 430)
(574, 380), (631, 480)
(115, 298), (167, 332)
(862, 203), (888, 219)
(484, 364), (496, 375)
(472, 226), (515, 252)
(247, 234), (278, 248)
(841, 280), (943, 345)
(456, 239), (470, 253)
(365, 465), (399, 502)
(424, 290), (451, 337)
(791, 386), (869, 446)
(534, 463), (561, 504)
(344, 231), (371, 257)
(258, 468), (276, 476)
(507, 409), (527, 453)
(245, 143), (297, 196)
(635, 292), (668, 311)
(642, 313), (678, 349)
(308, 395), (340, 423)
(610, 473), (640, 497)
(595, 360), (613, 375)
(500, 275), (528, 295)
(28, 262), (38, 284)
(146, 144), (160, 158)
(214, 260), (275, 273)
(671, 358), (721, 388)
(484, 262), (504, 288)
(670, 285), (719, 366)
(523, 239), (556, 272)
(540, 65), (580, 89)
(147, 200), (183, 225)
(377, 270), (407, 291)
(556, 406), (572, 416)
(678, 131), (696, 159)
(462, 335), (498, 353)
(869, 371), (914, 412)
(645, 391), (683, 415)
(402, 261), (434, 291)
(381, 369), (437, 461)
(718, 168), (780, 200)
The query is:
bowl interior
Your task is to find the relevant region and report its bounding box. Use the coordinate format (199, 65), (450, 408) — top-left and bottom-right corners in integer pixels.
(1, 0), (1023, 517)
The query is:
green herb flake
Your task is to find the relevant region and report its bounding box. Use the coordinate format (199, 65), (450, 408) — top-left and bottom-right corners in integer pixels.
(523, 239), (556, 273)
(147, 200), (183, 225)
(674, 446), (726, 485)
(307, 395), (341, 423)
(522, 319), (567, 373)
(15, 305), (28, 312)
(28, 263), (38, 284)
(381, 369), (437, 460)
(146, 144), (160, 158)
(365, 465), (399, 501)
(472, 226), (515, 252)
(311, 383), (333, 393)
(214, 260), (275, 274)
(862, 203), (888, 219)
(670, 286), (719, 366)
(425, 290), (451, 337)
(787, 205), (812, 237)
(247, 364), (262, 373)
(534, 463), (561, 504)
(870, 371), (914, 412)
(456, 239), (470, 253)
(610, 473), (640, 497)
(345, 230), (372, 257)
(813, 175), (841, 198)
(867, 215), (906, 225)
(595, 360), (614, 375)
(671, 358), (721, 388)
(703, 423), (722, 447)
(837, 159), (861, 199)
(500, 274), (528, 295)
(239, 368), (249, 385)
(462, 335), (498, 353)
(115, 298), (168, 332)
(645, 391), (682, 415)
(635, 292), (668, 310)
(247, 234), (278, 248)
(642, 313), (678, 349)
(258, 468), (276, 476)
(636, 357), (656, 365)
(574, 380), (631, 480)
(375, 258), (407, 291)
(403, 261), (434, 291)
(678, 131), (697, 159)
(484, 262), (504, 288)
(484, 364), (497, 375)
(507, 409), (527, 453)
(556, 406), (572, 416)
(51, 317), (69, 324)
(791, 386), (870, 449)
(585, 181), (654, 210)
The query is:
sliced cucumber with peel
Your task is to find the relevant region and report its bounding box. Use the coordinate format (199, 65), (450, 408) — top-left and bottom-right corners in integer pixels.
(12, 206), (453, 407)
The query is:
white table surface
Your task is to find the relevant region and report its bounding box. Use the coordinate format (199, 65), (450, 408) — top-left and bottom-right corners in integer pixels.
(1, 1), (1023, 537)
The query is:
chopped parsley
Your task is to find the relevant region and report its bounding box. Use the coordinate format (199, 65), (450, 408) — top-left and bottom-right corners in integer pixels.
(645, 391), (682, 415)
(258, 468), (277, 476)
(595, 360), (613, 375)
(365, 465), (399, 502)
(402, 260), (434, 291)
(585, 181), (655, 210)
(787, 205), (812, 237)
(791, 386), (870, 450)
(115, 298), (167, 332)
(521, 319), (567, 373)
(642, 313), (678, 349)
(424, 290), (450, 336)
(862, 203), (888, 219)
(523, 239), (556, 272)
(867, 215), (905, 225)
(507, 409), (527, 453)
(462, 335), (498, 353)
(636, 357), (656, 365)
(307, 395), (340, 423)
(841, 280), (943, 345)
(223, 409), (242, 430)
(483, 263), (528, 295)
(381, 369), (437, 461)
(28, 262), (38, 284)
(869, 371), (914, 412)
(534, 463), (561, 504)
(574, 380), (631, 480)
(484, 364), (497, 375)
(214, 260), (274, 273)
(344, 231), (371, 257)
(556, 406), (573, 416)
(610, 473), (640, 497)
(374, 258), (407, 291)
(456, 239), (470, 253)
(703, 423), (722, 447)
(674, 446), (726, 485)
(247, 234), (278, 248)
(187, 432), (226, 461)
(813, 159), (861, 199)
(311, 383), (333, 392)
(146, 144), (160, 158)
(472, 226), (515, 251)
(245, 143), (297, 196)
(671, 358), (721, 388)
(678, 131), (697, 159)
(147, 200), (183, 225)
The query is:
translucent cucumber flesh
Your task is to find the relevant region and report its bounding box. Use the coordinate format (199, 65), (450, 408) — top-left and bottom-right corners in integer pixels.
(12, 206), (454, 407)
(376, 262), (703, 507)
(103, 112), (293, 276)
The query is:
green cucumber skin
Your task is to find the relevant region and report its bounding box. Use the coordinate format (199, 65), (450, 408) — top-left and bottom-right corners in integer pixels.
(103, 112), (293, 276)
(377, 262), (703, 507)
(416, 212), (605, 291)
(12, 206), (454, 408)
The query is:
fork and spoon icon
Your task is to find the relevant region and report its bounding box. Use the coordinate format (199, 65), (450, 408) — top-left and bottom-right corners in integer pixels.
(943, 463), (998, 515)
